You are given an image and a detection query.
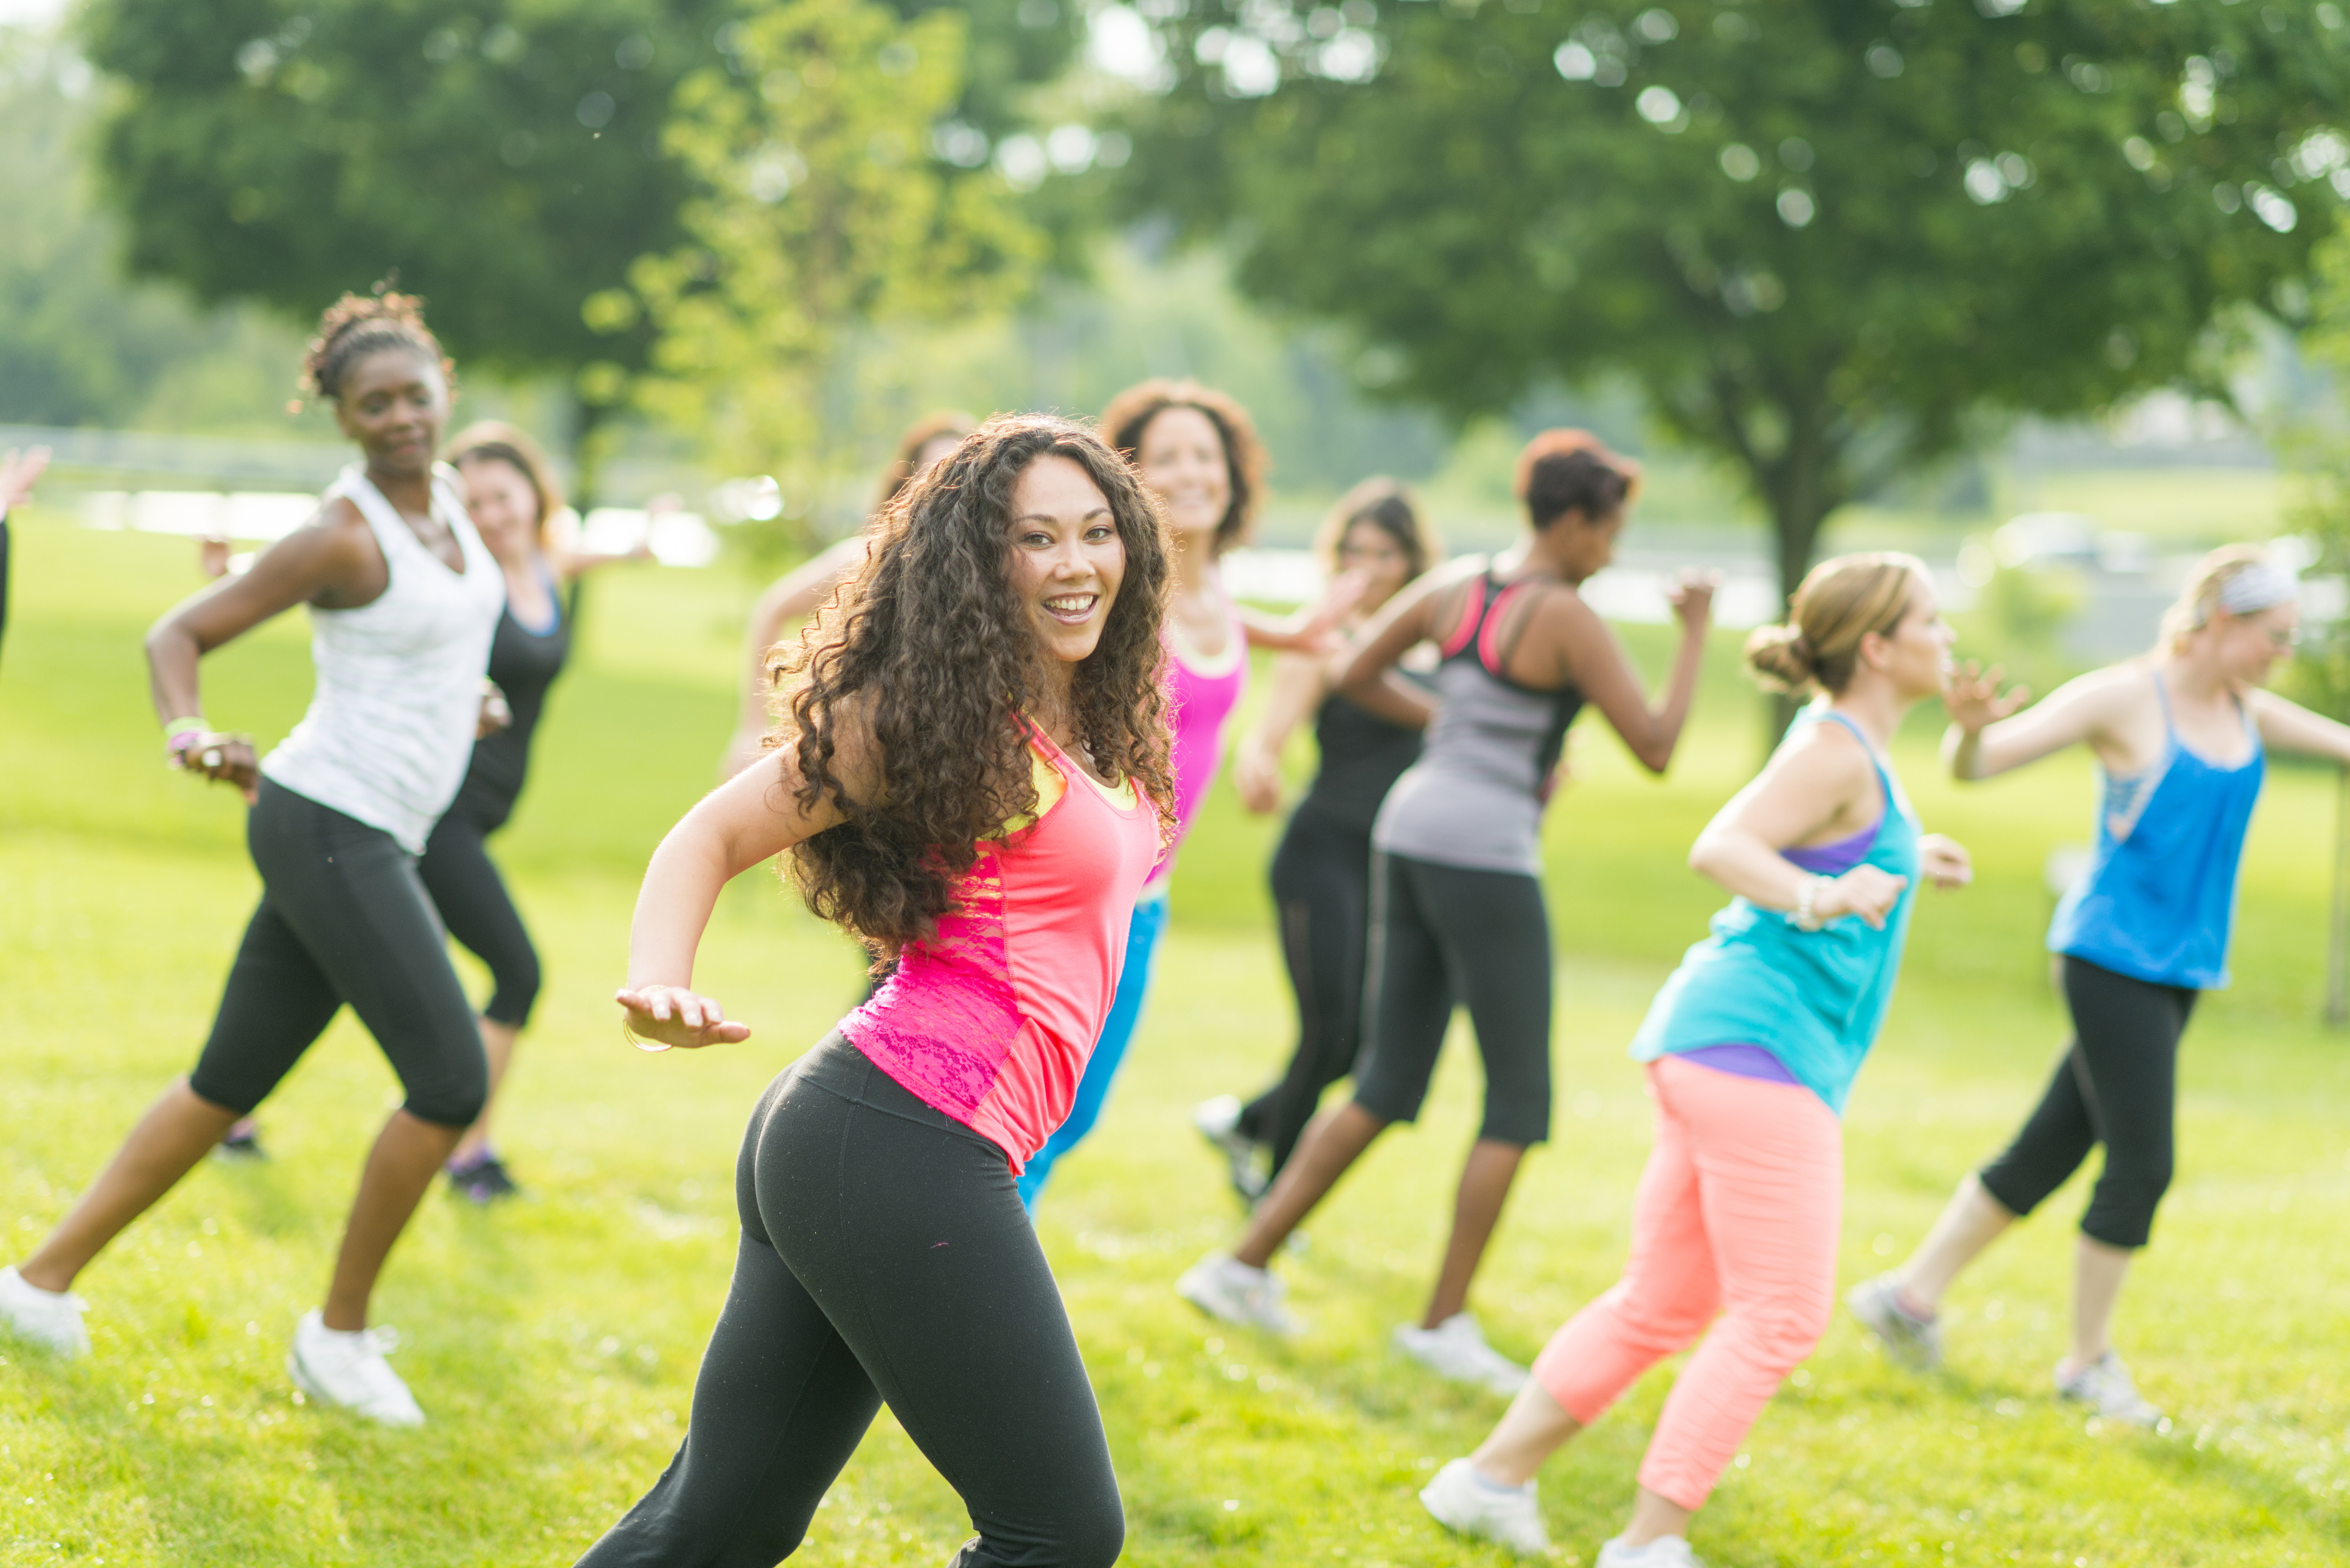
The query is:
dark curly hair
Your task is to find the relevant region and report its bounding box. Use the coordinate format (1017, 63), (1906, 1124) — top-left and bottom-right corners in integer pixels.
(299, 288), (453, 404)
(1100, 379), (1266, 558)
(774, 414), (1177, 959)
(1514, 429), (1643, 529)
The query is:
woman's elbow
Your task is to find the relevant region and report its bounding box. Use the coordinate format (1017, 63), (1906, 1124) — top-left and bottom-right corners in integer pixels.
(1686, 836), (1720, 878)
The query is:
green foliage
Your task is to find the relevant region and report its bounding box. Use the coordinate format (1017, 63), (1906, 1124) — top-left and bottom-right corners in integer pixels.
(628, 0), (1041, 539)
(1123, 0), (2350, 597)
(2279, 231), (2350, 722)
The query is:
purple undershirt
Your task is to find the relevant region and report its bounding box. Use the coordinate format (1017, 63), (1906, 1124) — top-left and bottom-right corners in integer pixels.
(1677, 817), (1882, 1086)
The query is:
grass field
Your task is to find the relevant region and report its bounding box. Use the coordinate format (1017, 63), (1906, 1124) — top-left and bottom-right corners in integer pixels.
(3, 515), (2348, 1567)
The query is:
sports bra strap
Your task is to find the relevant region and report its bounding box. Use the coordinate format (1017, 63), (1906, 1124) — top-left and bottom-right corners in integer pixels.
(1439, 574), (1490, 659)
(1812, 707), (1896, 809)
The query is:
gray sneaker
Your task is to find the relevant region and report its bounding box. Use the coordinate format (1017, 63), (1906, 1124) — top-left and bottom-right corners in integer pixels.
(1175, 1251), (1305, 1336)
(1845, 1272), (1942, 1370)
(2057, 1351), (2163, 1428)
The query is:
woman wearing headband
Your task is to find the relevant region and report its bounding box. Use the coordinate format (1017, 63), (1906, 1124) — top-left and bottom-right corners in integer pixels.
(1848, 544), (2350, 1426)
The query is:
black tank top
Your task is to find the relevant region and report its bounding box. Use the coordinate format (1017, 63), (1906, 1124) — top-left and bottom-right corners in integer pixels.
(447, 571), (571, 831)
(1298, 679), (1429, 834)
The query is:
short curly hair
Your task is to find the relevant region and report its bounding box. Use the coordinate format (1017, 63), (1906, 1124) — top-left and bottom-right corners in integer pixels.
(776, 414), (1178, 959)
(1100, 380), (1267, 558)
(1513, 429), (1643, 529)
(300, 289), (452, 403)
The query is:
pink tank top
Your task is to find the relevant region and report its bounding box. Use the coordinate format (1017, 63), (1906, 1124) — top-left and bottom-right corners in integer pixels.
(840, 730), (1163, 1168)
(1158, 599), (1248, 875)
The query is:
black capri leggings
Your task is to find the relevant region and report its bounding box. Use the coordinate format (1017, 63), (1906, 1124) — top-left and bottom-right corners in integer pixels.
(1976, 956), (2199, 1251)
(1236, 808), (1388, 1176)
(418, 805), (541, 1027)
(1351, 851), (1552, 1147)
(576, 1034), (1124, 1568)
(188, 779), (488, 1129)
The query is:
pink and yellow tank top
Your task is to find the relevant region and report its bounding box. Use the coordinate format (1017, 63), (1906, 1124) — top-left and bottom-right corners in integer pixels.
(1158, 596), (1248, 876)
(841, 729), (1163, 1168)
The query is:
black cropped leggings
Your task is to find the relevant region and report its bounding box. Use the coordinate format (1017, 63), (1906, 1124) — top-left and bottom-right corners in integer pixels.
(187, 779), (488, 1128)
(1976, 956), (2198, 1251)
(418, 805), (541, 1027)
(575, 1035), (1124, 1568)
(1351, 852), (1553, 1147)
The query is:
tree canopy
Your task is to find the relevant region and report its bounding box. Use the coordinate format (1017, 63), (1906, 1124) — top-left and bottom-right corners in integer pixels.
(1121, 0), (2350, 598)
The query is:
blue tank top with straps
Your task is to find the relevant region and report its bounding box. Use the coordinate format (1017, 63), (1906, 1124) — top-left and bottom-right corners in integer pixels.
(2047, 671), (2264, 990)
(1630, 709), (1922, 1114)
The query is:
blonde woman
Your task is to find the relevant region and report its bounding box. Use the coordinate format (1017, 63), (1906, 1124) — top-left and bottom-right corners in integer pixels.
(1850, 544), (2350, 1426)
(1422, 554), (1970, 1565)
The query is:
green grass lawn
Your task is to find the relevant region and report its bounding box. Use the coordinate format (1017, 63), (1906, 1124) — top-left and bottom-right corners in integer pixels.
(3, 516), (2346, 1566)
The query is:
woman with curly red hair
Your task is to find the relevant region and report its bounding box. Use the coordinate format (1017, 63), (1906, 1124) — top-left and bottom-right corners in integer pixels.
(575, 415), (1172, 1567)
(0, 293), (505, 1425)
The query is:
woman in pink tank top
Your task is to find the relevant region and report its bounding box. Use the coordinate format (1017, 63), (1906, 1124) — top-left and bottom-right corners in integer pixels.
(575, 417), (1173, 1567)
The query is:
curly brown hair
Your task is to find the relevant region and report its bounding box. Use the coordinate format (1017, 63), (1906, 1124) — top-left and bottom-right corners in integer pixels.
(1100, 380), (1266, 558)
(774, 414), (1177, 959)
(299, 288), (453, 403)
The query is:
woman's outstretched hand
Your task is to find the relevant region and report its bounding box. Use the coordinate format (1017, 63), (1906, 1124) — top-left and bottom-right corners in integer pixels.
(1944, 660), (2029, 733)
(616, 984), (752, 1050)
(1667, 569), (1719, 631)
(1814, 864), (1909, 930)
(1917, 833), (1973, 890)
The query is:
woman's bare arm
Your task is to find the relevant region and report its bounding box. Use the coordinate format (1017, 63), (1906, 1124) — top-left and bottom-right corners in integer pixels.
(1234, 651), (1331, 814)
(720, 536), (871, 779)
(1550, 577), (1711, 774)
(1942, 664), (2134, 780)
(2250, 688), (2350, 765)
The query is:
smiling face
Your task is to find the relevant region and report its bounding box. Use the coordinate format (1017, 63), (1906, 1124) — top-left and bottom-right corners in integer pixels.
(1133, 405), (1231, 546)
(1337, 517), (1415, 615)
(1860, 575), (1956, 701)
(332, 347), (450, 478)
(1007, 453), (1126, 668)
(457, 455), (541, 566)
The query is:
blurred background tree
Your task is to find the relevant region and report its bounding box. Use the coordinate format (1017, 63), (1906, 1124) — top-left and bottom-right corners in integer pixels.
(1118, 0), (2350, 674)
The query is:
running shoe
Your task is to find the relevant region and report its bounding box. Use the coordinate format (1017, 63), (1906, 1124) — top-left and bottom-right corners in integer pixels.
(287, 1310), (425, 1427)
(1419, 1457), (1550, 1556)
(1844, 1272), (1942, 1371)
(1394, 1312), (1529, 1396)
(1175, 1252), (1305, 1336)
(215, 1119), (266, 1162)
(1191, 1095), (1268, 1202)
(1597, 1535), (1708, 1567)
(447, 1152), (520, 1204)
(2056, 1351), (2164, 1428)
(0, 1265), (89, 1358)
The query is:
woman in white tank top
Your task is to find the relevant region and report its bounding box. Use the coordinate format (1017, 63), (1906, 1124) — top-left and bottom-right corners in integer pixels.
(0, 293), (504, 1429)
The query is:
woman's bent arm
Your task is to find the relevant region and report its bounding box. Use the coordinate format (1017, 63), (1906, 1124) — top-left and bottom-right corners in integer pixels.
(2251, 689), (2350, 765)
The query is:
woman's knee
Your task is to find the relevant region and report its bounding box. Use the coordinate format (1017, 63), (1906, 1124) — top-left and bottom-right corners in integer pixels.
(405, 1049), (491, 1128)
(486, 945), (542, 1027)
(1054, 1496), (1125, 1568)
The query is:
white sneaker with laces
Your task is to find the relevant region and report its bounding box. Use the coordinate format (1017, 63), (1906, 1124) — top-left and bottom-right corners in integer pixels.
(1597, 1534), (1707, 1567)
(1394, 1312), (1529, 1396)
(287, 1310), (426, 1427)
(1845, 1272), (1943, 1371)
(0, 1265), (89, 1357)
(2056, 1350), (2163, 1428)
(1175, 1252), (1304, 1336)
(1419, 1457), (1550, 1556)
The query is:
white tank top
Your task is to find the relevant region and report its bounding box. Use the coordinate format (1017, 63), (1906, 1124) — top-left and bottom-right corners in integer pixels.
(262, 464), (506, 853)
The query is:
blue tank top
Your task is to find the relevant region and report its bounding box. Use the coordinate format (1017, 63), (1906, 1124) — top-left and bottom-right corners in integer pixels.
(1630, 709), (1921, 1114)
(2047, 673), (2263, 990)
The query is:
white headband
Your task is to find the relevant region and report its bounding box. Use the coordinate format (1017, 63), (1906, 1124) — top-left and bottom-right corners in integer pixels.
(2213, 560), (2298, 620)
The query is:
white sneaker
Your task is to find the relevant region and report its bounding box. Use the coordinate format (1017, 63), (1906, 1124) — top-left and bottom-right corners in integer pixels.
(1394, 1312), (1529, 1396)
(1419, 1457), (1550, 1555)
(1845, 1272), (1942, 1371)
(0, 1265), (89, 1357)
(2056, 1351), (2163, 1428)
(287, 1310), (426, 1427)
(1191, 1095), (1268, 1201)
(1175, 1252), (1305, 1336)
(1598, 1535), (1707, 1567)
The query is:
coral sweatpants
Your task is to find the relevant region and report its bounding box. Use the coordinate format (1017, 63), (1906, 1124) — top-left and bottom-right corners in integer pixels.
(1532, 1055), (1842, 1511)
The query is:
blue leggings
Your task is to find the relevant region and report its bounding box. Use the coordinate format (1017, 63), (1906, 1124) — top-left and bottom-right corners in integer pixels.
(1017, 892), (1170, 1209)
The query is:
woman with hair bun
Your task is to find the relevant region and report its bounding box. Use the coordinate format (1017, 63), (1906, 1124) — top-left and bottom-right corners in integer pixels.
(1181, 431), (1712, 1397)
(0, 293), (505, 1426)
(574, 415), (1170, 1567)
(1849, 543), (2350, 1426)
(1195, 477), (1445, 1199)
(1420, 552), (1971, 1566)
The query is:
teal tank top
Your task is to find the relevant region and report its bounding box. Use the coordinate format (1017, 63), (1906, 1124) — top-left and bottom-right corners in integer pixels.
(1630, 709), (1922, 1114)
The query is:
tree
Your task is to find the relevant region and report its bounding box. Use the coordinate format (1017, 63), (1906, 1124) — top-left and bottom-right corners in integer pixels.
(1118, 0), (2350, 617)
(618, 0), (1039, 549)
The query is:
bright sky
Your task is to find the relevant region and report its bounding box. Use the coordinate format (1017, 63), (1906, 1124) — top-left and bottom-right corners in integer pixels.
(0, 0), (68, 24)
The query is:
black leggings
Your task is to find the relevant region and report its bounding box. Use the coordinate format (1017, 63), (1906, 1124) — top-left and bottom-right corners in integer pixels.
(1351, 852), (1552, 1147)
(576, 1035), (1124, 1568)
(188, 779), (488, 1128)
(1976, 956), (2198, 1250)
(418, 806), (541, 1027)
(1237, 808), (1391, 1176)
